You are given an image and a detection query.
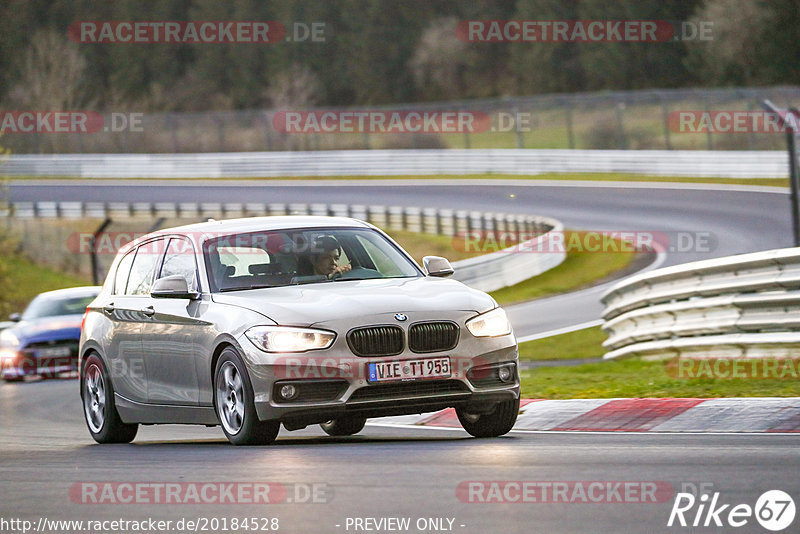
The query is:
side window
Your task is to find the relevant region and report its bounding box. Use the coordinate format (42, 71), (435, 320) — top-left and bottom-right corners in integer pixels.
(125, 240), (164, 296)
(113, 251), (135, 295)
(160, 238), (199, 291)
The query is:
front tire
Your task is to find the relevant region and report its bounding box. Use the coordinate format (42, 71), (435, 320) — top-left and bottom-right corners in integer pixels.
(320, 416), (367, 436)
(456, 397), (520, 438)
(214, 348), (279, 446)
(82, 354), (138, 444)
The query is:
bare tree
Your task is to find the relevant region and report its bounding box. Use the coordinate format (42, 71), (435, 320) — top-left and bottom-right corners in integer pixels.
(3, 29), (93, 152)
(684, 0), (771, 85)
(263, 63), (322, 110)
(262, 64), (323, 150)
(7, 29), (92, 110)
(408, 17), (471, 100)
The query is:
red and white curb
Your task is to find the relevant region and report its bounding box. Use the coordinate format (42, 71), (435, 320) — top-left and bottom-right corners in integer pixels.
(370, 398), (800, 433)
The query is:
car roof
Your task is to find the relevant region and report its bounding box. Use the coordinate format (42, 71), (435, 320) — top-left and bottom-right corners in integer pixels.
(165, 216), (372, 234)
(124, 216), (374, 251)
(33, 286), (102, 299)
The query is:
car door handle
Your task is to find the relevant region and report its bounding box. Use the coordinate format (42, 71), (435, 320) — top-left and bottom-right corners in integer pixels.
(103, 303), (115, 314)
(141, 306), (155, 317)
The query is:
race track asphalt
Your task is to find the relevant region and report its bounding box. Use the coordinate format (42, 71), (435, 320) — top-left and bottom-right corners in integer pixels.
(1, 379), (798, 534)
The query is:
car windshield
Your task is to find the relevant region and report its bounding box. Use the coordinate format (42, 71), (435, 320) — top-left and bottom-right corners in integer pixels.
(203, 228), (421, 292)
(22, 293), (97, 320)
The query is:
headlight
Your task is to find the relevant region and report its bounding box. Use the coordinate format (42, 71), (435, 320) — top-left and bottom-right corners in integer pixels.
(245, 326), (336, 353)
(0, 349), (18, 362)
(0, 329), (19, 347)
(466, 308), (511, 337)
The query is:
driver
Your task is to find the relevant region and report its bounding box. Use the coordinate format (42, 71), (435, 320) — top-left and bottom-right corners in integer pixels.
(310, 235), (352, 278)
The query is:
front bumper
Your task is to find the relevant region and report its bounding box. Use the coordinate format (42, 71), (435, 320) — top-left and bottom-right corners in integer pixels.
(239, 335), (520, 427)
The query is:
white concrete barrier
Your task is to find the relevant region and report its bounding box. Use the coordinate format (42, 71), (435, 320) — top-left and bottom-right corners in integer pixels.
(0, 149), (789, 179)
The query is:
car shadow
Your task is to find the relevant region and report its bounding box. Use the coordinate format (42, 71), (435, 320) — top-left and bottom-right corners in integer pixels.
(124, 434), (476, 447)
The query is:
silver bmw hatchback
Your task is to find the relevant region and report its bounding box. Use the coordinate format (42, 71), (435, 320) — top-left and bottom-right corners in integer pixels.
(79, 217), (520, 445)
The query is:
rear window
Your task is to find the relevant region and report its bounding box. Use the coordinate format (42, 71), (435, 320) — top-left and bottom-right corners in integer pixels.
(125, 241), (165, 296)
(113, 250), (135, 295)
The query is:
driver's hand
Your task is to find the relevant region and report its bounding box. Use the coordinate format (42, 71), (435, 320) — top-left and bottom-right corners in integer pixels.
(329, 264), (352, 278)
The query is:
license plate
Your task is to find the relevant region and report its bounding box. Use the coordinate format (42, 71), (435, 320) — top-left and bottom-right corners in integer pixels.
(37, 346), (71, 358)
(368, 357), (451, 382)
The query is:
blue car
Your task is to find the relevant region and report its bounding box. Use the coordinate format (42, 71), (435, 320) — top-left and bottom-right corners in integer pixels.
(0, 286), (101, 382)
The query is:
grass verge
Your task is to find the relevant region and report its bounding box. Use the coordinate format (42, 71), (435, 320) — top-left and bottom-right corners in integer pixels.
(518, 326), (606, 361)
(489, 231), (639, 306)
(0, 252), (90, 312)
(520, 359), (800, 399)
(384, 230), (480, 264)
(518, 327), (800, 398)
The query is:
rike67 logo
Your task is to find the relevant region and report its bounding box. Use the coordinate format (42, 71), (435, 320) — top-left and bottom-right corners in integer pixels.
(668, 490), (795, 531)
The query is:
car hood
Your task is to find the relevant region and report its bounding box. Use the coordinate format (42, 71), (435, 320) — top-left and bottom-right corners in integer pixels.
(1, 315), (83, 347)
(211, 277), (495, 326)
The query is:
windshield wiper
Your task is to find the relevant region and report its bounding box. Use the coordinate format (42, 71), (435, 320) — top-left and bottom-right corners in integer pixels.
(332, 275), (414, 282)
(218, 283), (282, 292)
(291, 278), (333, 286)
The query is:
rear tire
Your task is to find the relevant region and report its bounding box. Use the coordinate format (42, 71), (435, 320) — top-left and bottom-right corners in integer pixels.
(214, 347), (279, 446)
(320, 416), (367, 436)
(81, 354), (138, 444)
(456, 397), (519, 438)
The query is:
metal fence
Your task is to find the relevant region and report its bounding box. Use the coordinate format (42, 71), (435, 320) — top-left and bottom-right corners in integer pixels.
(3, 86), (799, 154)
(601, 247), (800, 361)
(0, 149), (790, 178)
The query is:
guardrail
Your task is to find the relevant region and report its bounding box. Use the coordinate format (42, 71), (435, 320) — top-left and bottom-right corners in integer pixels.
(2, 201), (565, 293)
(0, 149), (789, 179)
(601, 247), (800, 360)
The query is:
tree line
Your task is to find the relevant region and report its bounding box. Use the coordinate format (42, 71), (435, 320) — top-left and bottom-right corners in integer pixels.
(0, 0), (798, 112)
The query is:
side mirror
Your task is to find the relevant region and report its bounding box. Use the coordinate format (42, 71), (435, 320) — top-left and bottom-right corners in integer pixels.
(151, 275), (200, 300)
(423, 256), (454, 278)
(8, 313), (21, 322)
